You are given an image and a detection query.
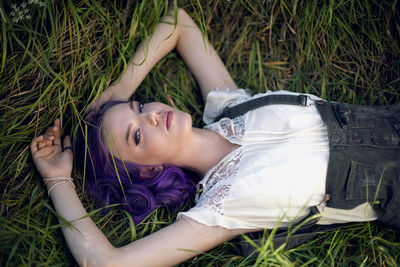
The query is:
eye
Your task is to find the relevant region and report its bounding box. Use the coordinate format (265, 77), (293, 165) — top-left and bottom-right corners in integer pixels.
(138, 101), (144, 113)
(134, 129), (141, 146)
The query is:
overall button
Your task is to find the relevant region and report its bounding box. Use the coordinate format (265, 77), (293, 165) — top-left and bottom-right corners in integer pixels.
(332, 134), (341, 143)
(391, 134), (400, 145)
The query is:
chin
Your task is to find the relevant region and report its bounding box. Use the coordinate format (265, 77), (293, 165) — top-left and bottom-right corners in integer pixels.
(184, 112), (193, 126)
(175, 111), (192, 137)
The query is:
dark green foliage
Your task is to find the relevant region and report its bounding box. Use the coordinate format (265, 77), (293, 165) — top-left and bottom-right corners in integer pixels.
(0, 0), (399, 265)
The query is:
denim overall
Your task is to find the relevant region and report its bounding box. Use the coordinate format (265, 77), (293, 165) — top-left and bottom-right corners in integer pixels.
(315, 101), (400, 230)
(213, 94), (400, 254)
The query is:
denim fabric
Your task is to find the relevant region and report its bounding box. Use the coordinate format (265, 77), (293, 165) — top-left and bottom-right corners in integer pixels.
(239, 207), (351, 256)
(316, 101), (400, 230)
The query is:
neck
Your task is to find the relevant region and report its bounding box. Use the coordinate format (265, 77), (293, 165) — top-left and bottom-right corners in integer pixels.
(172, 128), (239, 176)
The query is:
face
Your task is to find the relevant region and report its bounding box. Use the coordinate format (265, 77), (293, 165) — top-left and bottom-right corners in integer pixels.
(101, 101), (192, 166)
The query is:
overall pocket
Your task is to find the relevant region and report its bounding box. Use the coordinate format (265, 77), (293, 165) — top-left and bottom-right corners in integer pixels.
(345, 161), (386, 202)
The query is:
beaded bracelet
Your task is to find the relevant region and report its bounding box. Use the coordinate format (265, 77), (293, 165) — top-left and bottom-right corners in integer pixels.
(44, 176), (75, 196)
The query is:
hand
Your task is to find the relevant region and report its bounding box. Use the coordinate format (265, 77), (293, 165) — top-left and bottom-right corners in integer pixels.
(31, 119), (73, 179)
(85, 84), (126, 120)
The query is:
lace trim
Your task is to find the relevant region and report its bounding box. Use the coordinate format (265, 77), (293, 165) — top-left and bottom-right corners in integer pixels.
(196, 94), (247, 215)
(220, 93), (251, 111)
(205, 117), (245, 145)
(196, 148), (242, 215)
(204, 94), (249, 144)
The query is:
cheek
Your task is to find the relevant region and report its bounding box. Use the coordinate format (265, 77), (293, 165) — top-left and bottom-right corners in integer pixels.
(142, 129), (168, 159)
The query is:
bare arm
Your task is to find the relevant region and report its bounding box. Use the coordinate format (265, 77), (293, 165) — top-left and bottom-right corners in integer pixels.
(51, 175), (239, 267)
(31, 120), (244, 266)
(89, 8), (238, 114)
(175, 9), (238, 99)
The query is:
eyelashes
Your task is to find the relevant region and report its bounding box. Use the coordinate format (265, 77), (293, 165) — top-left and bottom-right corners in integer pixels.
(134, 129), (140, 145)
(134, 101), (145, 146)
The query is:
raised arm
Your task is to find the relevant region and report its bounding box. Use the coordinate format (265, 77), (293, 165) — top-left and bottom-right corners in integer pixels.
(31, 120), (244, 266)
(89, 8), (238, 114)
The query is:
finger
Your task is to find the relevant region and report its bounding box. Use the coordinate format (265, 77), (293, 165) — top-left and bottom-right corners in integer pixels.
(85, 103), (98, 121)
(33, 135), (44, 142)
(32, 136), (44, 149)
(32, 146), (56, 158)
(54, 118), (61, 128)
(45, 138), (54, 146)
(44, 133), (54, 140)
(63, 135), (73, 151)
(44, 135), (55, 141)
(30, 139), (39, 153)
(43, 130), (55, 140)
(53, 119), (62, 146)
(45, 126), (54, 134)
(37, 134), (53, 146)
(63, 135), (74, 159)
(38, 141), (48, 149)
(31, 135), (51, 153)
(36, 135), (54, 148)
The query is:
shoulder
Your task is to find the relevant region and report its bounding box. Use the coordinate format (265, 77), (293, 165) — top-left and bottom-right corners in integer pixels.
(203, 88), (252, 124)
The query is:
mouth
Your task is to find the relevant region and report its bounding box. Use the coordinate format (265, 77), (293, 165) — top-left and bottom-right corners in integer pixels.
(163, 111), (173, 130)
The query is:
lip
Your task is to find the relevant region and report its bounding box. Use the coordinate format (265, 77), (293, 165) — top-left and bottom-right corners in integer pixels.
(163, 111), (172, 130)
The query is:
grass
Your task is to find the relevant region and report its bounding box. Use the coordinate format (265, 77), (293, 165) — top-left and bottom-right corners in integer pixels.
(1, 0), (399, 266)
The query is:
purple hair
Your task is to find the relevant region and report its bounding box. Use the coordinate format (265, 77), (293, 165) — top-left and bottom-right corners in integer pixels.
(76, 100), (198, 224)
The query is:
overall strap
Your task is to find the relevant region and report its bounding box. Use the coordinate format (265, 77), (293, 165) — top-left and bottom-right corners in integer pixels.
(213, 94), (311, 122)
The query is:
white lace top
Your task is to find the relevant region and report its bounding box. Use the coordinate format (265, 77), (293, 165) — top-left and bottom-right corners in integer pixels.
(178, 89), (376, 230)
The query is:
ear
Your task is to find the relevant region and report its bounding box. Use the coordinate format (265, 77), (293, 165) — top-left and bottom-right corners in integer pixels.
(139, 165), (164, 179)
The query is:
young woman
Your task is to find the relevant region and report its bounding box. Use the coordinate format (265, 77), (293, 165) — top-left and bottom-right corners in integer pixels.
(30, 8), (399, 266)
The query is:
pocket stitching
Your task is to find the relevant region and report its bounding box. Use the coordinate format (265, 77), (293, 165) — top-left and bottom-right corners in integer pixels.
(346, 161), (385, 201)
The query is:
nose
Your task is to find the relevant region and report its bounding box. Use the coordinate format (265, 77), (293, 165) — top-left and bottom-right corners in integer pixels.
(141, 110), (159, 126)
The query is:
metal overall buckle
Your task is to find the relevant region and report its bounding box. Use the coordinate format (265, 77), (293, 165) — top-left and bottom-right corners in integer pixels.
(299, 94), (314, 106)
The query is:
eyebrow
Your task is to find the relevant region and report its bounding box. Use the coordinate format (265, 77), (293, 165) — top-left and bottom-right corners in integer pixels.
(125, 102), (134, 144)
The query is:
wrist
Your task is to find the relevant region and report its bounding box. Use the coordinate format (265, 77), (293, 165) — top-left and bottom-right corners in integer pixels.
(110, 79), (133, 100)
(116, 80), (133, 99)
(43, 175), (75, 196)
